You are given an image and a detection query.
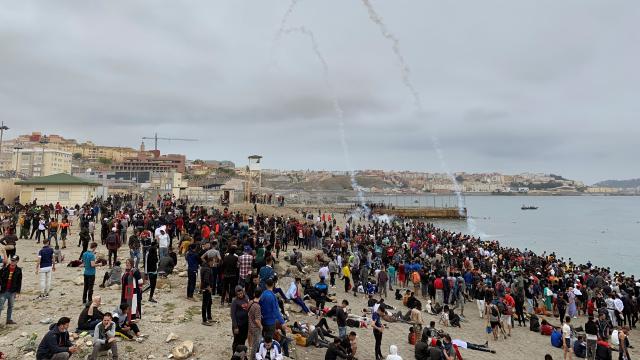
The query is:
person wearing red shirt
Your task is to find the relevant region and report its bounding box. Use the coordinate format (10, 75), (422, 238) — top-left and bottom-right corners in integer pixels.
(175, 216), (184, 241)
(434, 276), (444, 305)
(0, 255), (22, 325)
(201, 224), (211, 242)
(502, 290), (515, 336)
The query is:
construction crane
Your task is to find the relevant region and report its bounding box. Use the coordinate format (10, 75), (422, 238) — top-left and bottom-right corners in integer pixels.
(141, 133), (198, 151)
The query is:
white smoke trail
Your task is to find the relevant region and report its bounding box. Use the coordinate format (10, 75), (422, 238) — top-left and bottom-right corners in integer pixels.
(360, 0), (476, 233)
(282, 26), (370, 217)
(360, 0), (420, 109)
(273, 0), (301, 47)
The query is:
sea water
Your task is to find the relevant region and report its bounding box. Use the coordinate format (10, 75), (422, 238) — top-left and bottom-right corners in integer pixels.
(366, 195), (640, 275)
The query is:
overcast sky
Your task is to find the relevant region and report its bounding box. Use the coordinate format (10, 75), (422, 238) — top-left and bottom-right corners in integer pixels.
(1, 1), (638, 184)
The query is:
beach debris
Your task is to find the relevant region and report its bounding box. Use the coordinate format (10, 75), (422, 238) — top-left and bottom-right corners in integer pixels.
(21, 332), (38, 352)
(165, 332), (179, 343)
(171, 340), (194, 359)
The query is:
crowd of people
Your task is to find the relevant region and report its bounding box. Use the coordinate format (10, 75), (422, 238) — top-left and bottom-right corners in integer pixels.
(0, 193), (637, 360)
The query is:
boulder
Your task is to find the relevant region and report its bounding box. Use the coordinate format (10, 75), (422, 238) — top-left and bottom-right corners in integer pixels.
(171, 340), (194, 359)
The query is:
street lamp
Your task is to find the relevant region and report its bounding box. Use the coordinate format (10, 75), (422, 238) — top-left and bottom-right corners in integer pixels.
(39, 135), (49, 176)
(13, 146), (22, 176)
(0, 122), (9, 169)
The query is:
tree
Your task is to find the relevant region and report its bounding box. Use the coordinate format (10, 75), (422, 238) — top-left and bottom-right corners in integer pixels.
(97, 157), (112, 165)
(72, 153), (82, 160)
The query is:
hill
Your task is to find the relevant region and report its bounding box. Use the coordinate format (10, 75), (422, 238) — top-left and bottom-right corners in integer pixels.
(594, 178), (640, 188)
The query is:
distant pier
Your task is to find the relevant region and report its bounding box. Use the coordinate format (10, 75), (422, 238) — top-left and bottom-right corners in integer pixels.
(372, 207), (467, 219)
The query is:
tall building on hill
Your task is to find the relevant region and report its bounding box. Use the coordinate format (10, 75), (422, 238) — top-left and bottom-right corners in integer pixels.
(4, 132), (139, 163)
(11, 148), (72, 177)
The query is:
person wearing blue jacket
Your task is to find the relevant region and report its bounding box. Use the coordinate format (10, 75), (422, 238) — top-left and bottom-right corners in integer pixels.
(259, 278), (284, 340)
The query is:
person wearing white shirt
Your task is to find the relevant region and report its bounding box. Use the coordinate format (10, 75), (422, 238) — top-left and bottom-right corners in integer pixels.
(255, 337), (283, 360)
(156, 230), (170, 258)
(318, 265), (329, 280)
(562, 316), (573, 360)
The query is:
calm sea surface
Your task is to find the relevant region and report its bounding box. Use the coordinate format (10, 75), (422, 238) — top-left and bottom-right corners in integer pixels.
(364, 195), (640, 275)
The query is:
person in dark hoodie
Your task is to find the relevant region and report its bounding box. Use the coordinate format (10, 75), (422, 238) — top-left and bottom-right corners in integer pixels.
(324, 337), (350, 360)
(414, 331), (430, 360)
(36, 316), (78, 360)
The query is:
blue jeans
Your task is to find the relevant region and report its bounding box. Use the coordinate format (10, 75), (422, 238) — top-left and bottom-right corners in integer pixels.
(0, 292), (16, 321)
(130, 250), (141, 268)
(293, 297), (310, 313)
(159, 247), (168, 259)
(338, 326), (347, 338)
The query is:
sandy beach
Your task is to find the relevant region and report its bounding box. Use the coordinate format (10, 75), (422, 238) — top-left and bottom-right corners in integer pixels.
(1, 203), (637, 360)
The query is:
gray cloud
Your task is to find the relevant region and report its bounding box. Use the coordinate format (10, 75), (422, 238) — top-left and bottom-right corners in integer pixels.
(0, 0), (638, 183)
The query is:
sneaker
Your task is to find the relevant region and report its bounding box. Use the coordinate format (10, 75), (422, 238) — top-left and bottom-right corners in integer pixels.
(201, 321), (212, 326)
(148, 298), (157, 303)
(6, 320), (17, 325)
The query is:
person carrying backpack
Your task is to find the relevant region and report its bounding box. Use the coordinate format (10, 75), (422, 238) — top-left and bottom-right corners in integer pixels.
(105, 228), (120, 268)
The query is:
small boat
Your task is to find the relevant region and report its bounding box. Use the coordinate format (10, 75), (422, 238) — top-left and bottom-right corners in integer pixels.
(521, 205), (538, 210)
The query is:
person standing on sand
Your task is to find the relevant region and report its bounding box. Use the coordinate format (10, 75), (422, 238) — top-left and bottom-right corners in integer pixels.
(36, 239), (55, 298)
(185, 243), (199, 301)
(259, 278), (284, 340)
(0, 255), (21, 325)
(377, 266), (389, 299)
(221, 245), (239, 306)
(231, 285), (250, 353)
(81, 242), (98, 305)
(371, 306), (385, 360)
(121, 258), (142, 322)
(247, 289), (263, 360)
(562, 316), (573, 360)
(342, 261), (351, 293)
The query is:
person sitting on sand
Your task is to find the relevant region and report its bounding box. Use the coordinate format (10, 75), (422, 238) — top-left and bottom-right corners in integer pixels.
(113, 303), (144, 341)
(36, 316), (79, 360)
(77, 295), (104, 331)
(99, 260), (122, 288)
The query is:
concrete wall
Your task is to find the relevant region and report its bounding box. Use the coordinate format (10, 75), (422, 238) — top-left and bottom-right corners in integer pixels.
(0, 179), (20, 200)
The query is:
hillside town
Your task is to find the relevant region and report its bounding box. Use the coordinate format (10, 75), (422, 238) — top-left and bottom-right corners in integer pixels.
(0, 132), (637, 208)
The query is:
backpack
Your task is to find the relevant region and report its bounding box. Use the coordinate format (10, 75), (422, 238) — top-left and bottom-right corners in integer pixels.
(529, 314), (540, 332)
(491, 305), (499, 318)
(497, 301), (506, 315)
(412, 272), (421, 284)
(106, 234), (118, 249)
